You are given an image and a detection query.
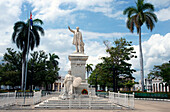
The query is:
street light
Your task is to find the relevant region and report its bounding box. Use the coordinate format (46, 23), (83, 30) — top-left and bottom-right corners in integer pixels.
(112, 65), (116, 92)
(95, 74), (98, 93)
(30, 62), (34, 92)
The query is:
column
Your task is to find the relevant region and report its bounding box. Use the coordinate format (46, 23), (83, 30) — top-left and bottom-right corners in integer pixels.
(165, 83), (167, 92)
(153, 84), (155, 92)
(159, 83), (161, 92)
(52, 83), (55, 90)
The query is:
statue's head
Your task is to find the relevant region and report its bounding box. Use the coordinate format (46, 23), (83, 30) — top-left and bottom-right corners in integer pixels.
(76, 27), (79, 32)
(68, 69), (71, 75)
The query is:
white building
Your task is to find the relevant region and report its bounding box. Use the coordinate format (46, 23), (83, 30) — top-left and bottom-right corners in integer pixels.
(52, 76), (65, 91)
(135, 77), (169, 92)
(151, 77), (169, 92)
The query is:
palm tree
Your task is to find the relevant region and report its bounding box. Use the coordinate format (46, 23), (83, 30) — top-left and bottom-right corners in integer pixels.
(46, 53), (59, 90)
(86, 64), (93, 79)
(48, 53), (60, 70)
(123, 0), (158, 91)
(12, 18), (44, 90)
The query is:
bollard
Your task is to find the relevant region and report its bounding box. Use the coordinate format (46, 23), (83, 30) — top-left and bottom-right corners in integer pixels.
(46, 93), (48, 108)
(118, 91), (120, 104)
(125, 93), (127, 107)
(79, 95), (81, 108)
(89, 92), (91, 109)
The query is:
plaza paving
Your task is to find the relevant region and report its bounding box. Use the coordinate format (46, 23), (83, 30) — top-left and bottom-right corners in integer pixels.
(0, 100), (170, 112)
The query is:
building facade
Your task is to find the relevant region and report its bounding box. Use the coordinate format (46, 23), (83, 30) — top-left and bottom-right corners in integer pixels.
(135, 77), (169, 92)
(52, 76), (64, 92)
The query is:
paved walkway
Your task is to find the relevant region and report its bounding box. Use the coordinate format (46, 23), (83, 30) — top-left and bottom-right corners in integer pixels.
(0, 100), (170, 112)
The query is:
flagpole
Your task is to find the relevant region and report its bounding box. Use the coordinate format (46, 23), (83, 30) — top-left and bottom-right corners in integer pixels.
(23, 11), (31, 104)
(21, 55), (25, 91)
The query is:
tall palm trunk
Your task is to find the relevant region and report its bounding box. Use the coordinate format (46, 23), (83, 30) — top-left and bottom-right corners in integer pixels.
(139, 27), (144, 92)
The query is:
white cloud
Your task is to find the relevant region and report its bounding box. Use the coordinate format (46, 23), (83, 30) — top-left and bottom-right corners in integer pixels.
(26, 0), (125, 23)
(86, 41), (107, 67)
(0, 0), (22, 29)
(83, 31), (137, 40)
(146, 0), (170, 8)
(146, 0), (170, 21)
(0, 0), (23, 57)
(155, 7), (170, 21)
(130, 33), (170, 81)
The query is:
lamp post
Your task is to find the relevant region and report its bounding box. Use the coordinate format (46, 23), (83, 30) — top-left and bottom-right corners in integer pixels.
(30, 62), (34, 92)
(112, 65), (116, 92)
(95, 74), (98, 93)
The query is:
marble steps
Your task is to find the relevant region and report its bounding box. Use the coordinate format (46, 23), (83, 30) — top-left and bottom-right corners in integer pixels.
(38, 102), (114, 106)
(38, 100), (114, 106)
(35, 97), (122, 109)
(35, 103), (119, 109)
(44, 100), (110, 104)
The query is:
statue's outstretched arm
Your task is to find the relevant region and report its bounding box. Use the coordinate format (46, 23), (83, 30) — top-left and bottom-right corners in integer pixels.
(68, 26), (75, 33)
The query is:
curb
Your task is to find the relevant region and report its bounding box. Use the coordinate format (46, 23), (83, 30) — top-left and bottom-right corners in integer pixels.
(135, 98), (170, 102)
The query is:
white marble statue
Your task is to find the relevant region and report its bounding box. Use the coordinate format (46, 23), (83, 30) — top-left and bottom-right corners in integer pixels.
(68, 26), (84, 53)
(63, 70), (75, 95)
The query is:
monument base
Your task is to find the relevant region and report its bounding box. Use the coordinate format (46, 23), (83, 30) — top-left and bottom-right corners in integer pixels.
(63, 52), (96, 96)
(75, 83), (89, 95)
(69, 53), (88, 83)
(75, 83), (96, 96)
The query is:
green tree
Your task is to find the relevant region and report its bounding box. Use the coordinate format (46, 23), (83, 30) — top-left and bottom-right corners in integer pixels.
(0, 71), (20, 89)
(28, 50), (48, 89)
(45, 53), (60, 90)
(119, 79), (135, 91)
(12, 18), (44, 90)
(104, 38), (136, 91)
(0, 48), (22, 89)
(89, 38), (136, 92)
(28, 51), (60, 90)
(0, 48), (60, 91)
(148, 62), (170, 87)
(47, 53), (60, 70)
(90, 63), (111, 91)
(123, 0), (158, 92)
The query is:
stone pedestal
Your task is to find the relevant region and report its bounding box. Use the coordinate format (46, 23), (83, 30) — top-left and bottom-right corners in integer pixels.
(69, 53), (89, 95)
(68, 53), (88, 82)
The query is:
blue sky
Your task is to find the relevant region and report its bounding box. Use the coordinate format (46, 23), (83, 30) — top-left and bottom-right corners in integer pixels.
(0, 0), (170, 81)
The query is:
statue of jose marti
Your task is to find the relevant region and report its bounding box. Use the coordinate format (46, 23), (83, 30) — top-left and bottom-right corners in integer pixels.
(68, 26), (84, 53)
